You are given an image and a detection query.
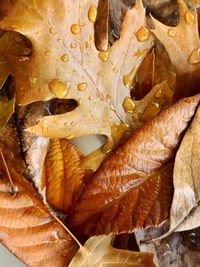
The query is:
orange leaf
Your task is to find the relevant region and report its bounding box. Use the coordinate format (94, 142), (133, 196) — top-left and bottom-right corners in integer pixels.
(0, 142), (78, 266)
(44, 139), (85, 213)
(69, 94), (200, 235)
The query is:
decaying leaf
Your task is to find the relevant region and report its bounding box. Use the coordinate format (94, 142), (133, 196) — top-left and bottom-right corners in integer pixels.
(168, 105), (200, 232)
(69, 235), (156, 267)
(151, 0), (200, 99)
(0, 0), (154, 142)
(69, 94), (200, 235)
(0, 142), (78, 267)
(44, 139), (85, 213)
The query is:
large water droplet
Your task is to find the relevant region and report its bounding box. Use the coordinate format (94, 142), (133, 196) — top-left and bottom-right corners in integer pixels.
(189, 48), (200, 64)
(88, 5), (97, 23)
(135, 26), (149, 42)
(185, 11), (195, 26)
(70, 24), (81, 35)
(48, 79), (69, 98)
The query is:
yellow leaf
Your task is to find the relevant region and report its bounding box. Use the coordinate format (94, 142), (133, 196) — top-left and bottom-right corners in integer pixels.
(69, 235), (156, 267)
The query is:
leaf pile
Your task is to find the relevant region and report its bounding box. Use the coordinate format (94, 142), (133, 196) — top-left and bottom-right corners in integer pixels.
(0, 0), (200, 267)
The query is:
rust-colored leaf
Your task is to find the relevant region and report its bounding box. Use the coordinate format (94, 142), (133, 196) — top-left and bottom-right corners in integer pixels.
(44, 139), (85, 213)
(0, 142), (78, 266)
(69, 94), (200, 235)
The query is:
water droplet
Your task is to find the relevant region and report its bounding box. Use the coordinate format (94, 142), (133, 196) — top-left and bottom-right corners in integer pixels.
(112, 65), (118, 73)
(154, 89), (162, 98)
(123, 97), (136, 113)
(28, 76), (37, 84)
(189, 48), (200, 64)
(89, 34), (94, 42)
(48, 79), (69, 98)
(61, 54), (69, 62)
(88, 5), (97, 23)
(168, 29), (176, 37)
(70, 42), (77, 49)
(135, 26), (149, 42)
(134, 48), (148, 58)
(139, 102), (160, 122)
(85, 41), (91, 50)
(98, 51), (109, 62)
(77, 82), (87, 91)
(185, 11), (195, 26)
(70, 24), (81, 35)
(123, 66), (136, 89)
(78, 20), (85, 26)
(49, 27), (56, 34)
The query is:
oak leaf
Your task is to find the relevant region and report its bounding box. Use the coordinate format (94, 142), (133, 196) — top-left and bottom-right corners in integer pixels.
(69, 94), (200, 235)
(0, 0), (154, 141)
(69, 235), (156, 267)
(0, 143), (78, 267)
(44, 139), (85, 213)
(168, 105), (200, 232)
(151, 0), (200, 99)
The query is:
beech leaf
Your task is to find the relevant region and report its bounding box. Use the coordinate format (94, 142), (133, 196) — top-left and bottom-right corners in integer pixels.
(151, 0), (200, 98)
(44, 139), (85, 213)
(69, 94), (200, 235)
(0, 143), (78, 266)
(0, 0), (154, 141)
(69, 235), (156, 267)
(168, 105), (200, 232)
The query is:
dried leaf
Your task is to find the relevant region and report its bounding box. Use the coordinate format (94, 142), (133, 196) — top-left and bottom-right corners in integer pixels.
(168, 105), (200, 232)
(151, 0), (200, 99)
(69, 94), (200, 235)
(0, 0), (153, 141)
(0, 143), (78, 267)
(69, 235), (156, 267)
(44, 139), (85, 213)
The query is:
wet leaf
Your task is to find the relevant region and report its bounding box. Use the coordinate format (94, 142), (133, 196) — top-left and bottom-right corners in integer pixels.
(0, 142), (78, 267)
(69, 94), (200, 235)
(44, 139), (85, 213)
(69, 235), (156, 267)
(0, 0), (153, 142)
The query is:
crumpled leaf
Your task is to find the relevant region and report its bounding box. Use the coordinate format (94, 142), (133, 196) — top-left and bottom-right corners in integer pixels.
(44, 139), (85, 213)
(168, 105), (200, 232)
(69, 235), (156, 267)
(151, 0), (200, 99)
(69, 94), (200, 236)
(0, 142), (78, 267)
(0, 0), (154, 141)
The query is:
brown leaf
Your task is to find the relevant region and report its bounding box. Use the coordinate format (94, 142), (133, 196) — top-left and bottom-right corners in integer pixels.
(44, 139), (85, 213)
(0, 0), (154, 142)
(0, 142), (78, 266)
(151, 0), (200, 99)
(69, 94), (200, 235)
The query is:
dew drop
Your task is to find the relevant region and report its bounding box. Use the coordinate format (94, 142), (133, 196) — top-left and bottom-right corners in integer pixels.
(185, 11), (195, 26)
(154, 89), (162, 98)
(135, 26), (149, 42)
(88, 5), (97, 23)
(48, 79), (69, 98)
(134, 48), (148, 58)
(28, 76), (37, 84)
(168, 29), (176, 37)
(123, 66), (136, 89)
(77, 82), (87, 91)
(70, 24), (81, 35)
(85, 41), (91, 50)
(61, 54), (69, 62)
(49, 27), (56, 34)
(70, 42), (77, 49)
(189, 48), (200, 65)
(98, 51), (109, 62)
(123, 97), (136, 113)
(112, 65), (118, 73)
